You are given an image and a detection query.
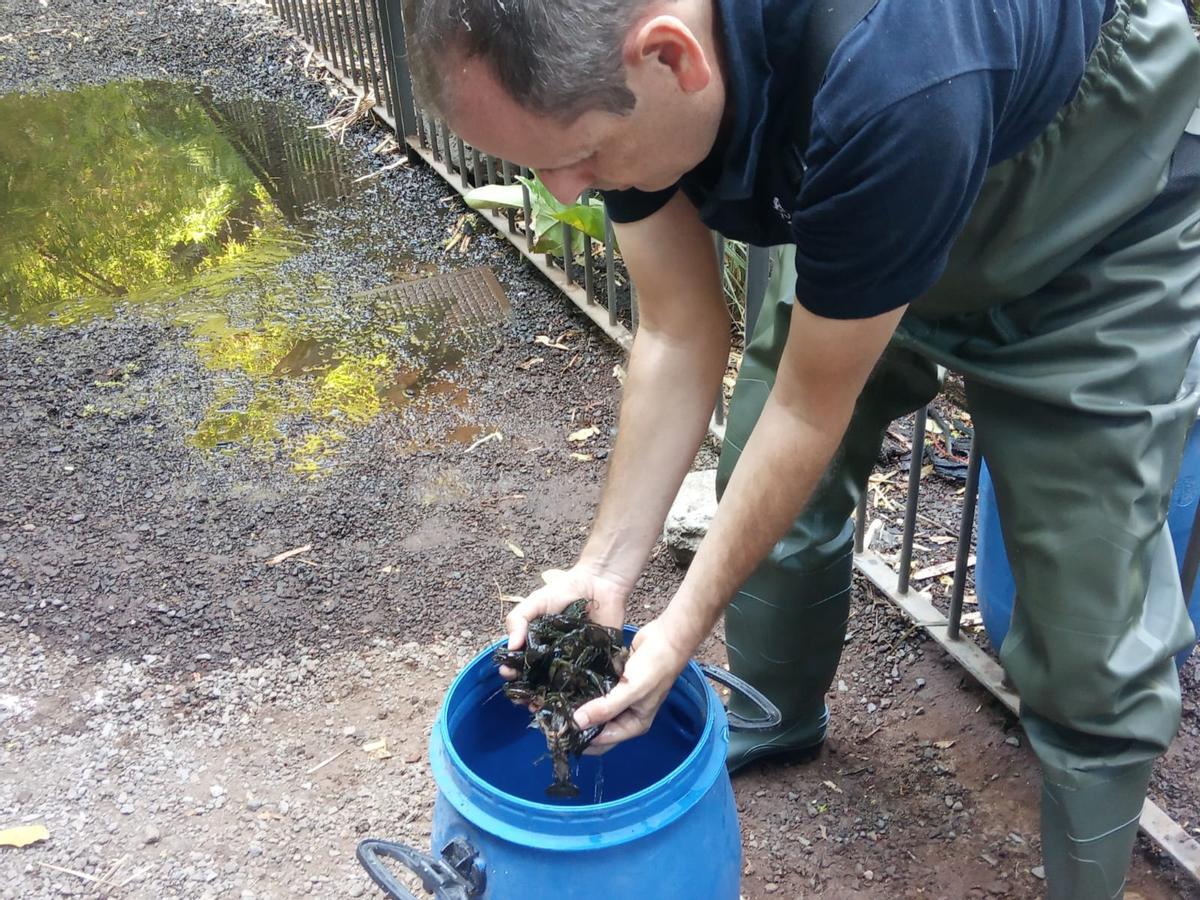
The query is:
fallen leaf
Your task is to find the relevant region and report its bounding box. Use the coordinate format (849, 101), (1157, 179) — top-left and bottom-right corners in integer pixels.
(516, 356), (544, 371)
(266, 544), (312, 566)
(570, 453), (594, 462)
(540, 568), (568, 585)
(934, 740), (957, 750)
(534, 335), (569, 351)
(567, 426), (599, 443)
(822, 780), (843, 794)
(911, 557), (974, 582)
(929, 535), (955, 545)
(0, 824), (49, 847)
(361, 738), (393, 760)
(505, 541), (525, 559)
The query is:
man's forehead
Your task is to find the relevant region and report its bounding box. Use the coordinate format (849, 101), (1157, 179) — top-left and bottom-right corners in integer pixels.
(446, 55), (595, 169)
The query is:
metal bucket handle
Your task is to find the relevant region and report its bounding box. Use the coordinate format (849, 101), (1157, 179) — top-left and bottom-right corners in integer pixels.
(356, 837), (485, 900)
(697, 662), (782, 732)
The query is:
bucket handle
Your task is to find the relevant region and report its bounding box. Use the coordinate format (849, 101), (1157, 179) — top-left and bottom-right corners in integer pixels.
(356, 837), (485, 900)
(698, 662), (783, 732)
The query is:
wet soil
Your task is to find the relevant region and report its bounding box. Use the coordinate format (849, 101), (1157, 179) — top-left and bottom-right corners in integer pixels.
(1, 1), (1197, 898)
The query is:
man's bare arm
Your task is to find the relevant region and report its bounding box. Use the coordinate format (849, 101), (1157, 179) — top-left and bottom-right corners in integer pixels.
(578, 192), (731, 586)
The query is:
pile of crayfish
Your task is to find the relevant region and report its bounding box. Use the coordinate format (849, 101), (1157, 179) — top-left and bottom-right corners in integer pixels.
(493, 599), (627, 798)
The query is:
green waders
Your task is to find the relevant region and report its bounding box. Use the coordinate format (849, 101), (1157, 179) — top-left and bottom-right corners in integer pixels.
(718, 0), (1200, 896)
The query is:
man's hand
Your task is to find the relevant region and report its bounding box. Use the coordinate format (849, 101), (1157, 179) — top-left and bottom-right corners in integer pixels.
(500, 563), (632, 678)
(573, 613), (697, 751)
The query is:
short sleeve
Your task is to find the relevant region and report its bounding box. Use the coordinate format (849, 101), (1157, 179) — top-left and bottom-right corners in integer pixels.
(791, 72), (996, 319)
(600, 185), (679, 224)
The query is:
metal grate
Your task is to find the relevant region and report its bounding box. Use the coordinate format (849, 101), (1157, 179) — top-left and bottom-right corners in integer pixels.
(351, 266), (510, 349)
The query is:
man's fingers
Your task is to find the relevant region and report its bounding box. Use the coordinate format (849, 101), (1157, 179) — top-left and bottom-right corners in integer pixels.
(573, 681), (637, 730)
(586, 710), (648, 748)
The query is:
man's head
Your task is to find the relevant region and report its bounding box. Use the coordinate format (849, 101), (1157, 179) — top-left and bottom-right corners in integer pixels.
(403, 0), (726, 203)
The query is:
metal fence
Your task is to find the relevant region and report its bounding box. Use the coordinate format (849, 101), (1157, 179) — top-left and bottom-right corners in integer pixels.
(261, 0), (1200, 877)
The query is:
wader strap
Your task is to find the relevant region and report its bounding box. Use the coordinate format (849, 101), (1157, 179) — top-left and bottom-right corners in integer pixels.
(793, 0), (881, 154)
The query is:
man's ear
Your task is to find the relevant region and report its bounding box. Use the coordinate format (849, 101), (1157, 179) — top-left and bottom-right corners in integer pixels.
(625, 15), (712, 93)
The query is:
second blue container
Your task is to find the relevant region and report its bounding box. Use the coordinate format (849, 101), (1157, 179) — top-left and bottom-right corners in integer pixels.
(976, 422), (1200, 669)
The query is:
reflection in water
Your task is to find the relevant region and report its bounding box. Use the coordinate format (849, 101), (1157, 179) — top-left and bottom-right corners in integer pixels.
(0, 81), (498, 475)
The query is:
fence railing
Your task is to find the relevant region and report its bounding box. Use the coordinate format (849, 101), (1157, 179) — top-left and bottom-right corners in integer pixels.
(260, 0), (1200, 880)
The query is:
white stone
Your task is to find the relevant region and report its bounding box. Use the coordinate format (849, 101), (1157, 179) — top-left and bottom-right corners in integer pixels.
(662, 469), (718, 566)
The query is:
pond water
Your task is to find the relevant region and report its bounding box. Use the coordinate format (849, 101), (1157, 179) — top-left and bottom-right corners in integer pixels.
(0, 81), (492, 474)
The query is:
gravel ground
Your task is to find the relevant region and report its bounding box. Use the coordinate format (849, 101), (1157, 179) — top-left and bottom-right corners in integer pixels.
(1, 1), (1197, 898)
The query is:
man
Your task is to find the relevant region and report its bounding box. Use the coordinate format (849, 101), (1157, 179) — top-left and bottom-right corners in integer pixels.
(402, 0), (1200, 895)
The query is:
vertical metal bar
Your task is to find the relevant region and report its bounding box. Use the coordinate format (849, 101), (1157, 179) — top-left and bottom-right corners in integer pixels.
(311, 0), (334, 61)
(604, 215), (618, 327)
(502, 160), (516, 232)
(582, 206), (596, 305)
(456, 137), (469, 188)
(352, 0), (386, 105)
(471, 147), (483, 186)
(295, 0), (316, 48)
(947, 445), (983, 640)
(366, 0), (395, 114)
(1180, 504), (1200, 603)
(428, 118), (442, 162)
(345, 0), (371, 89)
(714, 384), (726, 427)
(714, 232), (727, 306)
(897, 407), (928, 595)
(744, 245), (770, 340)
(561, 223), (575, 284)
(485, 154), (497, 185)
(414, 107), (428, 148)
(521, 168), (534, 252)
(331, 0), (354, 75)
(854, 493), (869, 554)
(375, 0), (418, 136)
(320, 0), (347, 73)
(441, 121), (455, 175)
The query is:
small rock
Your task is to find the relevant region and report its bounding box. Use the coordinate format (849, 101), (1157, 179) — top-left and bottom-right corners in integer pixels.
(347, 885), (365, 898)
(1004, 736), (1020, 747)
(343, 725), (356, 737)
(662, 469), (718, 565)
(210, 785), (225, 799)
(915, 678), (926, 690)
(142, 825), (161, 845)
(864, 870), (874, 881)
(1030, 866), (1045, 880)
(837, 680), (848, 692)
(764, 884), (779, 894)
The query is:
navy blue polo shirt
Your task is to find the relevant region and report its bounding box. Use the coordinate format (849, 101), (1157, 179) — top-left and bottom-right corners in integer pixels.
(602, 0), (1112, 320)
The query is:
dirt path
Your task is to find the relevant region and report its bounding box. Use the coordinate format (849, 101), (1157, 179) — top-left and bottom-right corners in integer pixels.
(0, 1), (1196, 898)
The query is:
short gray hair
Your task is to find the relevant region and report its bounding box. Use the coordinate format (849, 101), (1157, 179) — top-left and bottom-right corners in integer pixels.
(402, 0), (650, 121)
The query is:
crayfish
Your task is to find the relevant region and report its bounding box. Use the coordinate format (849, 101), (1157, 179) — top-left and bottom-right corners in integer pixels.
(494, 599), (627, 798)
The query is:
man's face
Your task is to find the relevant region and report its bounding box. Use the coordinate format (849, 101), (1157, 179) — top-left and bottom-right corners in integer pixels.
(443, 46), (722, 205)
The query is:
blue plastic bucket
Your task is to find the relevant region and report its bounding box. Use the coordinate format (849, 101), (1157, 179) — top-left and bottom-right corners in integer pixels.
(359, 628), (775, 899)
(976, 421), (1200, 669)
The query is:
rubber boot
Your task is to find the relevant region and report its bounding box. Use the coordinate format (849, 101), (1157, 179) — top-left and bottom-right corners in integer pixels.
(1040, 761), (1155, 900)
(724, 519), (853, 773)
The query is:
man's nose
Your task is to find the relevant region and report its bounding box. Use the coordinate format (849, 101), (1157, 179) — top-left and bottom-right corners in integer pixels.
(538, 169), (590, 206)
